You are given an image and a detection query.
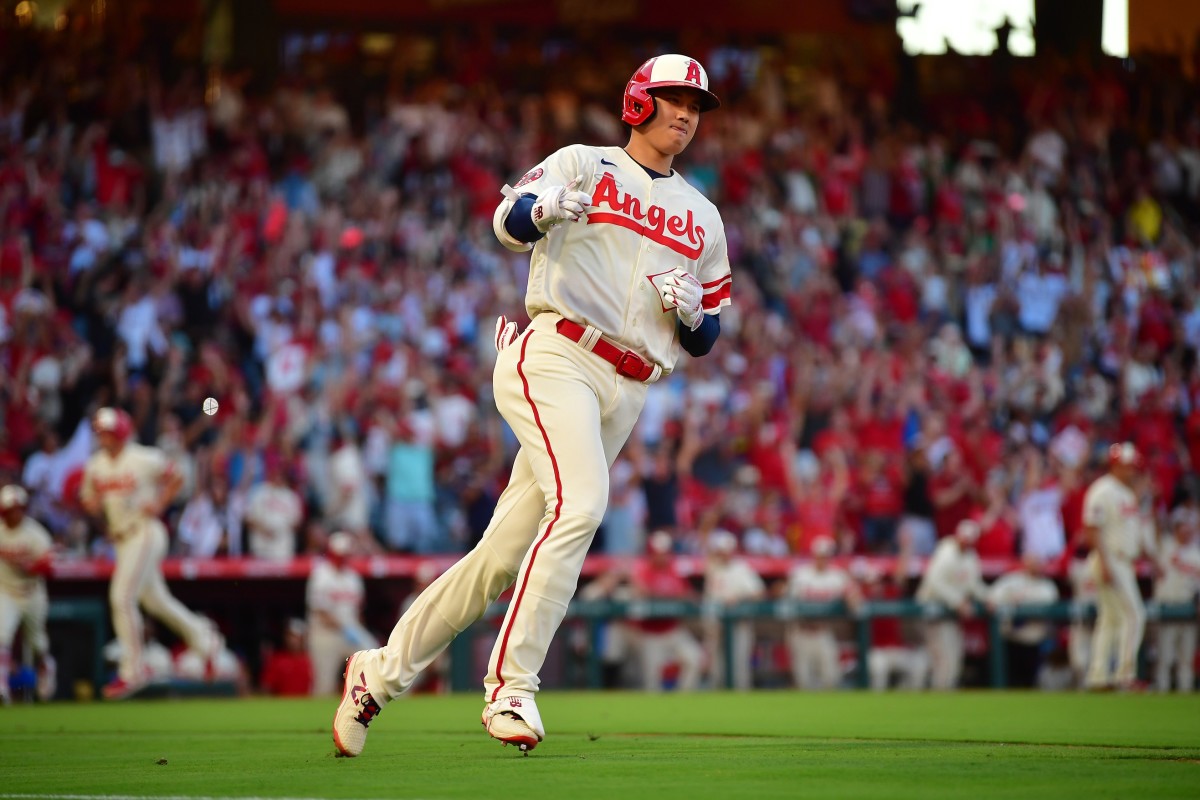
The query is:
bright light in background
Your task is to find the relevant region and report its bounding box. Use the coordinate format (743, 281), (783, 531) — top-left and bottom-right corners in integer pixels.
(1102, 0), (1129, 57)
(897, 0), (1035, 56)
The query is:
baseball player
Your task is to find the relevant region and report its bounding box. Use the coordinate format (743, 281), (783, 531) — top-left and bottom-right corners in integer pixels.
(80, 407), (219, 699)
(0, 485), (55, 703)
(784, 535), (861, 690)
(333, 53), (729, 756)
(986, 554), (1060, 687)
(1082, 443), (1151, 691)
(915, 519), (988, 689)
(630, 530), (705, 692)
(1153, 507), (1200, 692)
(702, 530), (766, 689)
(307, 532), (378, 695)
(859, 560), (929, 691)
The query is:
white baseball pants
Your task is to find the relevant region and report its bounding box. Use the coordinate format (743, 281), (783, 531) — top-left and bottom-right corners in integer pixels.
(0, 584), (49, 696)
(309, 624), (379, 696)
(110, 520), (212, 683)
(868, 646), (930, 690)
(1155, 622), (1196, 692)
(925, 619), (965, 689)
(1084, 560), (1145, 689)
(640, 626), (704, 691)
(787, 625), (841, 689)
(704, 619), (756, 690)
(360, 316), (648, 705)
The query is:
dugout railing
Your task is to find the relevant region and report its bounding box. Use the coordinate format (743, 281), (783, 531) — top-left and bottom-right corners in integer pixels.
(447, 599), (1199, 691)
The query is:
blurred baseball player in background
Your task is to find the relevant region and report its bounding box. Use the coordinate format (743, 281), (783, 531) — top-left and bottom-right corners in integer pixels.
(0, 485), (55, 703)
(333, 53), (730, 756)
(307, 531), (378, 695)
(916, 519), (988, 690)
(858, 557), (930, 691)
(1153, 506), (1200, 692)
(630, 530), (704, 692)
(702, 529), (765, 689)
(986, 554), (1060, 688)
(1082, 443), (1151, 691)
(784, 535), (861, 690)
(80, 407), (220, 699)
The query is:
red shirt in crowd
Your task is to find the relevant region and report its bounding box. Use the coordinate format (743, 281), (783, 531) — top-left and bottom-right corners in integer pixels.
(631, 559), (694, 634)
(259, 650), (314, 696)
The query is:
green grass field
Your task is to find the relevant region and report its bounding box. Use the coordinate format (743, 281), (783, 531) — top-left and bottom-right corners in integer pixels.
(1, 692), (1197, 800)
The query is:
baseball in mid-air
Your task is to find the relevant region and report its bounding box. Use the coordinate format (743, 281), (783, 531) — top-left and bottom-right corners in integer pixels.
(202, 397), (219, 416)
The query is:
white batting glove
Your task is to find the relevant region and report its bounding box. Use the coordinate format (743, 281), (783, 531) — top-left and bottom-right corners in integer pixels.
(531, 174), (592, 233)
(494, 315), (519, 351)
(662, 267), (705, 330)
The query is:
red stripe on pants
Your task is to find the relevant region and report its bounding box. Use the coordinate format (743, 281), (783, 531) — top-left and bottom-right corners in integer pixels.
(489, 332), (564, 701)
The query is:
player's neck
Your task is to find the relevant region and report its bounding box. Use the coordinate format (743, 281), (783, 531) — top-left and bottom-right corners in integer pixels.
(623, 140), (674, 176)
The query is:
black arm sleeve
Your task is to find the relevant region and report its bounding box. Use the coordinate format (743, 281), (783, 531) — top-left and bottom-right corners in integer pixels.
(678, 313), (720, 357)
(503, 194), (544, 245)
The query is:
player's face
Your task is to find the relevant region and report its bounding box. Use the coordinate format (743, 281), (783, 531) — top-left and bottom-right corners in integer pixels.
(644, 88), (703, 156)
(96, 430), (121, 454)
(1, 507), (23, 527)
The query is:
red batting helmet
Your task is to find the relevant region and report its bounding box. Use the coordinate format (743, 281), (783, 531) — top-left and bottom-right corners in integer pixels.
(93, 407), (133, 441)
(621, 54), (721, 126)
(1108, 442), (1144, 469)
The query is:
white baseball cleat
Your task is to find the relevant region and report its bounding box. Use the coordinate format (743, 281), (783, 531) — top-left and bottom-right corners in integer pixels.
(332, 651), (386, 757)
(482, 695), (545, 753)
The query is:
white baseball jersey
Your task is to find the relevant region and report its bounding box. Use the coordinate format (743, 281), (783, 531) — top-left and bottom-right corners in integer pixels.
(1082, 474), (1143, 562)
(81, 443), (174, 540)
(787, 564), (854, 602)
(504, 144), (732, 373)
(1155, 536), (1200, 602)
(916, 538), (987, 608)
(987, 570), (1060, 645)
(306, 558), (366, 632)
(245, 483), (303, 561)
(0, 515), (52, 596)
(704, 558), (765, 603)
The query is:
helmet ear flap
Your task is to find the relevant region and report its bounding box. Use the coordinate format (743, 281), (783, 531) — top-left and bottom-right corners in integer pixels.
(622, 83), (655, 126)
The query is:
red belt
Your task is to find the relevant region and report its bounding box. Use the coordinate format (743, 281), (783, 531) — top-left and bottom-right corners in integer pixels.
(555, 319), (657, 382)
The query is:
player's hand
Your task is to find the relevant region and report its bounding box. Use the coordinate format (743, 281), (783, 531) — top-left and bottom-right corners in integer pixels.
(494, 315), (519, 351)
(661, 267), (704, 330)
(531, 174), (592, 233)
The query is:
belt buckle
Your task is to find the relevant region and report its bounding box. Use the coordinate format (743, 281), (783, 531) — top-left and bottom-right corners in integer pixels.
(615, 351), (647, 380)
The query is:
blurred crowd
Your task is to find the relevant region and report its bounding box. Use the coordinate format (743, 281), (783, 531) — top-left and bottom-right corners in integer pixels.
(2, 19), (1200, 580)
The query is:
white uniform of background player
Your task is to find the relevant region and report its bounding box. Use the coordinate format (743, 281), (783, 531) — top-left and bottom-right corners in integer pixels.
(1067, 554), (1099, 685)
(1153, 507), (1200, 692)
(80, 408), (218, 698)
(0, 485), (55, 703)
(333, 54), (730, 757)
(702, 530), (765, 690)
(785, 536), (860, 690)
(986, 554), (1060, 687)
(1082, 443), (1150, 690)
(916, 520), (988, 690)
(307, 532), (378, 695)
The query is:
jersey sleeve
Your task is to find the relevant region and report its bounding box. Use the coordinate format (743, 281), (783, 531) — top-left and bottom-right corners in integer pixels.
(493, 145), (594, 251)
(509, 145), (595, 199)
(695, 216), (731, 314)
